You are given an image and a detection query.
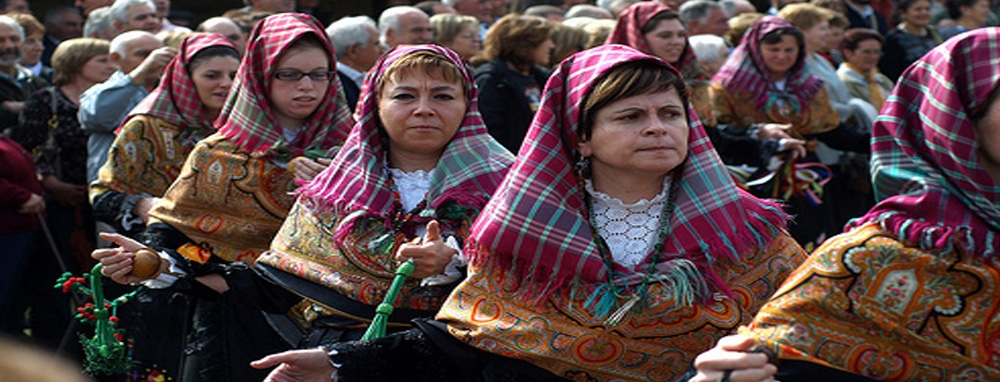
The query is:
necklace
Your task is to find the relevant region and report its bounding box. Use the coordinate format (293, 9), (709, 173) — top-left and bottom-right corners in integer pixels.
(582, 171), (681, 326)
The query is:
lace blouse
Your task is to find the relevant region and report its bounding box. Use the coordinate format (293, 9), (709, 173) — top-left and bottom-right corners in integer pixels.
(586, 178), (671, 268)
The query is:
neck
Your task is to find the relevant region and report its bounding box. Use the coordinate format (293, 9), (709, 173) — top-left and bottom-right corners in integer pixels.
(958, 18), (980, 30)
(0, 65), (15, 76)
(505, 60), (529, 75)
(338, 57), (362, 72)
(389, 148), (440, 173)
(901, 22), (927, 35)
(60, 78), (96, 105)
(590, 169), (667, 204)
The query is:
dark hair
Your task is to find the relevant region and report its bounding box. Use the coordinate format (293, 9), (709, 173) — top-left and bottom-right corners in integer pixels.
(892, 0), (931, 24)
(945, 0), (981, 20)
(579, 60), (688, 141)
(760, 26), (804, 47)
(187, 45), (240, 73)
(840, 27), (883, 52)
(474, 14), (553, 72)
(641, 10), (682, 34)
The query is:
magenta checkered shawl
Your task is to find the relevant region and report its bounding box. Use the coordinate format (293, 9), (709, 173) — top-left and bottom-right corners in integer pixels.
(848, 28), (1000, 256)
(298, 44), (513, 241)
(605, 1), (706, 82)
(120, 33), (235, 134)
(215, 13), (352, 157)
(466, 44), (789, 298)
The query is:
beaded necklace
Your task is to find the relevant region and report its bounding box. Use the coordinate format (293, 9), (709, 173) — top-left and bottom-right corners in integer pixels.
(582, 171), (681, 326)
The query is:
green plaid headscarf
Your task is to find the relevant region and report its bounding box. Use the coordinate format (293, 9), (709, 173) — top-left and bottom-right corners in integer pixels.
(849, 28), (1000, 256)
(215, 13), (352, 159)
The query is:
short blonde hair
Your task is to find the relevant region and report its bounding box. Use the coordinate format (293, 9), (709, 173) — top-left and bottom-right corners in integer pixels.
(6, 12), (43, 37)
(430, 13), (479, 45)
(778, 3), (833, 31)
(51, 38), (110, 86)
(380, 49), (467, 98)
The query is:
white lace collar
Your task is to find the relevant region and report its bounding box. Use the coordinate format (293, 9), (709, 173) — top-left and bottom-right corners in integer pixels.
(389, 167), (435, 212)
(585, 178), (672, 268)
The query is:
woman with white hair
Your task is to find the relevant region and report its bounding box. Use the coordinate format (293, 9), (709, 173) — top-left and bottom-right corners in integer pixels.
(688, 33), (729, 77)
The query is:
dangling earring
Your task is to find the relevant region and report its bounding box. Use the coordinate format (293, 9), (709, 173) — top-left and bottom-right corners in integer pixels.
(575, 155), (591, 178)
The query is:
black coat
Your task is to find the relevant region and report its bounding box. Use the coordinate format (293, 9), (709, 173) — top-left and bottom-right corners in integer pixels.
(474, 59), (550, 154)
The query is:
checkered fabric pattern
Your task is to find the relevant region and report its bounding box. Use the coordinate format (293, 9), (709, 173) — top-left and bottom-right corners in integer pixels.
(298, 44), (513, 236)
(713, 16), (824, 129)
(215, 13), (352, 157)
(466, 44), (789, 298)
(849, 28), (1000, 256)
(120, 33), (235, 134)
(605, 1), (707, 82)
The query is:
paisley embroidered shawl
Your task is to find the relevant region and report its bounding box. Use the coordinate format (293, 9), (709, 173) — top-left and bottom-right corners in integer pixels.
(148, 15), (354, 263)
(436, 44), (805, 381)
(91, 34), (236, 200)
(710, 16), (837, 137)
(256, 45), (513, 314)
(746, 28), (1000, 380)
(606, 1), (715, 125)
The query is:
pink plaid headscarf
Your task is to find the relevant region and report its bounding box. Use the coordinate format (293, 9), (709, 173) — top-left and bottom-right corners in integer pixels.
(298, 44), (513, 243)
(119, 33), (236, 134)
(466, 44), (789, 300)
(713, 16), (824, 122)
(849, 28), (1000, 256)
(215, 13), (352, 158)
(606, 1), (706, 82)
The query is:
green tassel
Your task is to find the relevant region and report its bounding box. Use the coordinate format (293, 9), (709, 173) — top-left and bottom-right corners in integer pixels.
(367, 232), (396, 254)
(650, 259), (709, 307)
(361, 260), (416, 341)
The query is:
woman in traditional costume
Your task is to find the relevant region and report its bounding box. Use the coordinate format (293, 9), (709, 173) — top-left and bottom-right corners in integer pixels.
(243, 44), (513, 347)
(608, 1), (805, 171)
(86, 33), (239, 382)
(710, 16), (869, 248)
(718, 27), (1000, 381)
(253, 44), (806, 382)
(90, 33), (238, 238)
(93, 13), (353, 381)
(97, 43), (511, 366)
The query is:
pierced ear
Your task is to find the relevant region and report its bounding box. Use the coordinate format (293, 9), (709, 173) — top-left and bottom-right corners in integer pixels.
(577, 141), (592, 157)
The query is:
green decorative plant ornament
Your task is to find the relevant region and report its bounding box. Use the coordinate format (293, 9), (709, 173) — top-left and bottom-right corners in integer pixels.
(55, 264), (141, 376)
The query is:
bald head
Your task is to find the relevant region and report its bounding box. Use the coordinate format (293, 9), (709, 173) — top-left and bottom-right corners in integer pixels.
(197, 17), (247, 53)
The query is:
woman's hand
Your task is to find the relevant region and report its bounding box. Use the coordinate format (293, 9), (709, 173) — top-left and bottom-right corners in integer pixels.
(690, 335), (777, 382)
(394, 220), (456, 279)
(132, 196), (160, 224)
(756, 123), (793, 139)
(290, 157), (332, 182)
(251, 348), (335, 382)
(778, 138), (807, 159)
(91, 232), (165, 284)
(42, 176), (87, 207)
(17, 193), (45, 214)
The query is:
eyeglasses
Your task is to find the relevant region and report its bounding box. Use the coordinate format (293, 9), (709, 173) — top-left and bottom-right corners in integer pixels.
(857, 49), (883, 56)
(272, 70), (336, 82)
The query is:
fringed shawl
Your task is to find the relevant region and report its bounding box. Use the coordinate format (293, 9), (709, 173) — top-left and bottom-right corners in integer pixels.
(713, 16), (824, 122)
(118, 33), (236, 135)
(215, 13), (351, 159)
(297, 44), (513, 245)
(605, 1), (706, 82)
(466, 44), (789, 303)
(847, 28), (1000, 257)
